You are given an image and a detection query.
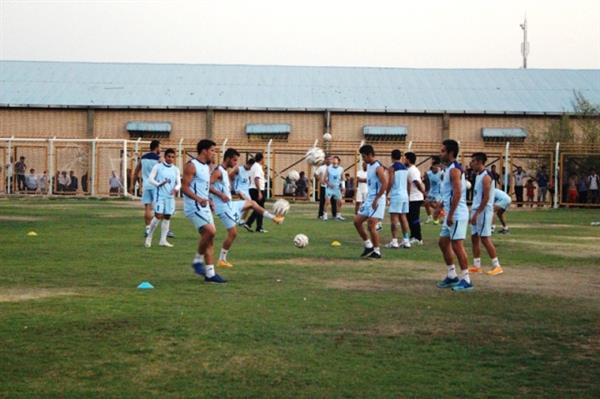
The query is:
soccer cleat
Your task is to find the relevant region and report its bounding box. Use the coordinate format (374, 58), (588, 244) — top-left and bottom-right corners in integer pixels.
(167, 231), (175, 238)
(242, 223), (253, 232)
(217, 259), (234, 269)
(367, 251), (382, 259)
(432, 219), (440, 225)
(376, 222), (383, 232)
(360, 247), (375, 258)
(144, 238), (152, 248)
(323, 214), (328, 221)
(192, 261), (206, 276)
(272, 215), (285, 224)
(144, 227), (150, 238)
(159, 241), (174, 248)
(452, 279), (474, 292)
(409, 238), (424, 246)
(385, 241), (400, 249)
(436, 276), (460, 288)
(486, 266), (504, 276)
(401, 241), (412, 249)
(335, 215), (346, 221)
(205, 274), (227, 284)
(499, 227), (510, 234)
(468, 266), (483, 273)
(257, 228), (268, 233)
(425, 216), (433, 224)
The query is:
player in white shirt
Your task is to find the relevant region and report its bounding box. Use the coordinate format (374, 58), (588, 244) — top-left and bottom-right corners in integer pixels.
(405, 152), (426, 245)
(316, 156), (331, 219)
(244, 153), (268, 233)
(323, 156), (345, 221)
(210, 148), (284, 269)
(144, 148), (181, 248)
(355, 162), (368, 214)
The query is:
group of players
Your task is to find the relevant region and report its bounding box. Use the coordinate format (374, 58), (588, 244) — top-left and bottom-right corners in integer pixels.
(132, 139), (284, 284)
(352, 140), (508, 292)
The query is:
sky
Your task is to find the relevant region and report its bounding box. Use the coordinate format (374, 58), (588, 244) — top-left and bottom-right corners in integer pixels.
(0, 0), (599, 69)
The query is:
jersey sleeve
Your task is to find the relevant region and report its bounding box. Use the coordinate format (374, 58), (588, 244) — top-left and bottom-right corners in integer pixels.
(174, 167), (181, 191)
(147, 164), (161, 187)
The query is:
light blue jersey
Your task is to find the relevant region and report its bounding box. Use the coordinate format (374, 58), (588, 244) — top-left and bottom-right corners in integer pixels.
(426, 169), (443, 200)
(211, 165), (232, 208)
(141, 152), (160, 181)
(441, 161), (469, 221)
(234, 166), (251, 199)
(367, 160), (384, 200)
(184, 159), (213, 231)
(326, 165), (343, 198)
(150, 163), (180, 199)
(390, 162), (409, 201)
(359, 160), (386, 220)
(494, 188), (512, 210)
(212, 164), (245, 229)
(472, 170), (495, 212)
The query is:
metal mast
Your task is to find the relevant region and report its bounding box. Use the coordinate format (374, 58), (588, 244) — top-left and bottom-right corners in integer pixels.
(520, 16), (529, 69)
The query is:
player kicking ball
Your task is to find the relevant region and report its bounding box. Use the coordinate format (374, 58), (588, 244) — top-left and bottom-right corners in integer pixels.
(493, 188), (512, 234)
(210, 148), (285, 269)
(468, 153), (503, 276)
(385, 149), (411, 249)
(144, 148), (180, 248)
(182, 139), (226, 284)
(436, 139), (472, 292)
(354, 145), (387, 259)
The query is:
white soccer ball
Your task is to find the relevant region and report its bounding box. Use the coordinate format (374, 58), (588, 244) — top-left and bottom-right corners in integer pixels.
(465, 180), (472, 190)
(305, 147), (325, 166)
(323, 132), (332, 142)
(272, 199), (290, 216)
(294, 234), (309, 248)
(287, 170), (300, 181)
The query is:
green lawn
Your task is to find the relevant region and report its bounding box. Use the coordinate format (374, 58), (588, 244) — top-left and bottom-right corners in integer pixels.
(0, 198), (599, 398)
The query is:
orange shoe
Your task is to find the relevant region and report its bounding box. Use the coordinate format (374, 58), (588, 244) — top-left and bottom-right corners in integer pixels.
(217, 260), (234, 269)
(272, 215), (285, 224)
(486, 266), (504, 276)
(468, 266), (483, 273)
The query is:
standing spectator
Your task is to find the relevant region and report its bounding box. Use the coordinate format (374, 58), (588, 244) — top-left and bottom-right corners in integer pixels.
(490, 164), (500, 185)
(245, 153), (267, 233)
(514, 166), (527, 207)
(355, 162), (368, 215)
(25, 168), (38, 192)
(38, 171), (49, 194)
(58, 171), (71, 192)
(345, 173), (355, 199)
(82, 172), (88, 193)
(578, 175), (588, 204)
(295, 171), (308, 198)
(535, 166), (549, 206)
(283, 176), (296, 196)
(5, 157), (13, 192)
(405, 152), (425, 245)
(109, 171), (122, 194)
(567, 175), (578, 205)
(315, 156), (331, 219)
(15, 156), (26, 191)
(68, 171), (78, 192)
(588, 169), (599, 204)
(525, 179), (536, 207)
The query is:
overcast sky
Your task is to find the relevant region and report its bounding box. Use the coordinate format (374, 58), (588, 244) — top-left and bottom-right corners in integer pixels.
(1, 0), (599, 69)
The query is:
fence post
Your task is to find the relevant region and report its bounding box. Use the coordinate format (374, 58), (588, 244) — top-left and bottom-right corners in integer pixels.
(91, 138), (97, 196)
(133, 138), (141, 196)
(266, 139), (272, 200)
(503, 141), (510, 192)
(220, 138), (228, 165)
(7, 136), (13, 194)
(407, 140), (413, 152)
(122, 140), (128, 197)
(178, 138), (184, 198)
(47, 137), (55, 195)
(553, 142), (560, 209)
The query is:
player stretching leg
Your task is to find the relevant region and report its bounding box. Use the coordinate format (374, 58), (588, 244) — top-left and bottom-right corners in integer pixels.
(210, 148), (284, 269)
(182, 139), (226, 284)
(493, 188), (512, 234)
(468, 153), (503, 276)
(144, 148), (181, 248)
(324, 156), (345, 221)
(231, 157), (254, 226)
(354, 145), (387, 259)
(424, 157), (443, 224)
(385, 149), (411, 249)
(436, 139), (472, 292)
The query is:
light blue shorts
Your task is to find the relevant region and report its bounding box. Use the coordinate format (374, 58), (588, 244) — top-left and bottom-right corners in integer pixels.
(427, 194), (442, 202)
(358, 196), (386, 220)
(154, 197), (176, 216)
(216, 200), (246, 230)
(471, 209), (493, 237)
(326, 187), (342, 199)
(388, 197), (409, 214)
(185, 207), (214, 232)
(142, 187), (157, 205)
(496, 199), (511, 210)
(440, 218), (468, 240)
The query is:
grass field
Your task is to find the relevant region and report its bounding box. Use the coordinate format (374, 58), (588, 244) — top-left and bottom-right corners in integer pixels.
(1, 198), (599, 398)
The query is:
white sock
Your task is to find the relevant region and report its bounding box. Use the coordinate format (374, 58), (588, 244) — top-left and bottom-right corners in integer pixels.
(193, 252), (204, 264)
(147, 217), (160, 239)
(473, 258), (481, 267)
(447, 264), (458, 279)
(492, 257), (500, 267)
(364, 239), (373, 248)
(160, 219), (170, 243)
(374, 246), (381, 254)
(145, 224), (150, 231)
(205, 265), (215, 278)
(461, 269), (471, 284)
(220, 248), (228, 261)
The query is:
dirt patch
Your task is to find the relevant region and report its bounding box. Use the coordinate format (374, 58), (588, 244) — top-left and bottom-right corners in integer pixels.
(503, 239), (600, 259)
(508, 223), (579, 229)
(0, 215), (46, 222)
(0, 288), (79, 303)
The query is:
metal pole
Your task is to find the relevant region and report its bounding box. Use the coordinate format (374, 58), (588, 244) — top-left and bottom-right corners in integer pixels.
(553, 142), (560, 209)
(504, 141), (510, 192)
(122, 140), (128, 197)
(133, 138), (141, 196)
(407, 140), (413, 152)
(91, 138), (97, 196)
(48, 138), (55, 195)
(7, 137), (12, 194)
(266, 139), (272, 200)
(178, 138), (184, 198)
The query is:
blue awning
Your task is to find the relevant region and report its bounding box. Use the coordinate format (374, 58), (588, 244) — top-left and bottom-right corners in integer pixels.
(126, 121), (172, 133)
(481, 128), (528, 139)
(363, 125), (407, 136)
(245, 123), (291, 135)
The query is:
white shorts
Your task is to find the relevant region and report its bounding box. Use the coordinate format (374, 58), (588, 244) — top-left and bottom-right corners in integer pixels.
(185, 207), (214, 232)
(440, 218), (468, 240)
(358, 196), (386, 220)
(471, 209), (493, 237)
(216, 200), (246, 230)
(154, 197), (176, 216)
(388, 197), (409, 214)
(356, 190), (368, 203)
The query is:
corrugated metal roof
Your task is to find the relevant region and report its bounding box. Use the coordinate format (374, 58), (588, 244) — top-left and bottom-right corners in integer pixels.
(126, 121), (171, 132)
(482, 128), (528, 138)
(1, 60), (599, 115)
(363, 125), (407, 136)
(245, 123), (291, 134)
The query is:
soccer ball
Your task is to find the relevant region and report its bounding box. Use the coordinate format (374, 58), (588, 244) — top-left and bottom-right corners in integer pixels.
(294, 234), (309, 248)
(305, 147), (325, 166)
(272, 199), (290, 216)
(287, 170), (300, 181)
(465, 180), (472, 190)
(323, 132), (332, 142)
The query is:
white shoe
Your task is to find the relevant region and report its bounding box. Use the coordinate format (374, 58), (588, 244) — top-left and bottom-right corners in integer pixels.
(159, 241), (174, 247)
(409, 238), (423, 246)
(385, 241), (400, 249)
(401, 241), (412, 248)
(335, 214), (345, 221)
(425, 217), (433, 224)
(144, 238), (152, 248)
(323, 214), (328, 221)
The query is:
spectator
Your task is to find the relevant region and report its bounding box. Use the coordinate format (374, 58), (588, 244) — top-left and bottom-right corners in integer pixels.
(68, 171), (78, 192)
(535, 166), (549, 206)
(245, 153), (267, 232)
(525, 178), (536, 207)
(38, 171), (49, 194)
(82, 172), (88, 193)
(58, 171), (71, 192)
(355, 161), (368, 215)
(15, 156), (26, 191)
(344, 173), (355, 199)
(567, 175), (578, 205)
(588, 169), (599, 204)
(405, 152), (426, 245)
(315, 156), (331, 219)
(109, 171), (122, 194)
(490, 164), (500, 185)
(25, 168), (38, 192)
(514, 166), (527, 207)
(295, 171), (308, 198)
(283, 176), (296, 196)
(578, 175), (588, 204)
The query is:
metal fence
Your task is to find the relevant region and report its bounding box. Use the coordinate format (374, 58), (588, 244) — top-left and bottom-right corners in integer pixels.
(1, 136), (599, 208)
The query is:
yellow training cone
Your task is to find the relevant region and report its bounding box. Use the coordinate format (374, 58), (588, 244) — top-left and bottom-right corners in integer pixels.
(331, 240), (341, 247)
(27, 231), (38, 236)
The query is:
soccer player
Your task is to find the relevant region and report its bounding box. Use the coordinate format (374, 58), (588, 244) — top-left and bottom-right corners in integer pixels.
(323, 156), (345, 221)
(210, 148), (284, 268)
(424, 157), (443, 224)
(405, 152), (426, 245)
(468, 153), (503, 276)
(182, 139), (226, 284)
(386, 149), (411, 249)
(436, 139), (472, 292)
(354, 145), (387, 259)
(144, 148), (181, 248)
(493, 188), (512, 234)
(355, 162), (368, 214)
(132, 140), (160, 236)
(231, 157), (254, 225)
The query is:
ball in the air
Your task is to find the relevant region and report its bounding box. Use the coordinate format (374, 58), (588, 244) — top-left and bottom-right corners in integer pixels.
(305, 147), (325, 166)
(273, 199), (290, 216)
(294, 234), (309, 248)
(323, 132), (332, 142)
(287, 170), (300, 181)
